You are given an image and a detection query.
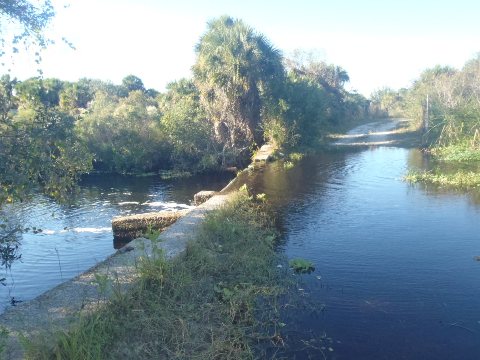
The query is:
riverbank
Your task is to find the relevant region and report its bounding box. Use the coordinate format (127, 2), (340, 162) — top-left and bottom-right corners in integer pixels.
(0, 146), (279, 359)
(20, 190), (287, 359)
(405, 143), (480, 189)
(0, 193), (231, 359)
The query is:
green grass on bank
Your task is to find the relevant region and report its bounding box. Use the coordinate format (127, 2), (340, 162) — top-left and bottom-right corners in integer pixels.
(406, 142), (480, 189)
(405, 170), (480, 189)
(430, 143), (480, 162)
(23, 190), (289, 360)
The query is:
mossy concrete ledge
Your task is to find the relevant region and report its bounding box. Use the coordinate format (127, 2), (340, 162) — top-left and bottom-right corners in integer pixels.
(0, 194), (231, 360)
(252, 144), (275, 163)
(193, 190), (217, 205)
(112, 210), (189, 241)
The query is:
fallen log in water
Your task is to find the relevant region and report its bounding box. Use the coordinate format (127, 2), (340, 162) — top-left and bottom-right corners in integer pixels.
(112, 209), (190, 241)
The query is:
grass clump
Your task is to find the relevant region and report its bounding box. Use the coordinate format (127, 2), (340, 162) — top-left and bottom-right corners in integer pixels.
(283, 152), (305, 170)
(287, 152), (304, 162)
(430, 143), (480, 162)
(0, 326), (9, 357)
(405, 170), (480, 189)
(289, 258), (315, 274)
(25, 190), (287, 360)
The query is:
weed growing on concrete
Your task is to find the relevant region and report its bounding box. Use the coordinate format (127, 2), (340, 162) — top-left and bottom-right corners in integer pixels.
(143, 224), (163, 241)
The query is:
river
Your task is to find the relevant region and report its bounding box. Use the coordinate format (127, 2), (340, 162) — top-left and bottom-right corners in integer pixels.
(2, 119), (480, 359)
(241, 120), (480, 359)
(0, 172), (233, 314)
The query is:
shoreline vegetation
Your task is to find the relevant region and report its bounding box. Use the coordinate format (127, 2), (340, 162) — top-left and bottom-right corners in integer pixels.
(370, 56), (480, 189)
(404, 144), (480, 189)
(0, 16), (377, 206)
(20, 189), (294, 359)
(405, 170), (480, 189)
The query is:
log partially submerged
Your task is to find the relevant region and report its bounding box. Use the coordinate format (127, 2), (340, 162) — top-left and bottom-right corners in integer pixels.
(112, 210), (189, 241)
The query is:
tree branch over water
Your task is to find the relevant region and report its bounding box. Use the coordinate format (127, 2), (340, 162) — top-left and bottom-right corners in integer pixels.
(0, 0), (55, 63)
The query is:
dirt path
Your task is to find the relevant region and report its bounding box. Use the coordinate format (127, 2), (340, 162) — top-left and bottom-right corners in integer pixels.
(329, 118), (421, 147)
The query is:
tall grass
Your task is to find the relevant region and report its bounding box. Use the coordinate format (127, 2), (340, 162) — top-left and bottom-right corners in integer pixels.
(24, 190), (288, 360)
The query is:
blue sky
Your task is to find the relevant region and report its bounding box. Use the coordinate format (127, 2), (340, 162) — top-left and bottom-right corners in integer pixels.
(3, 0), (480, 96)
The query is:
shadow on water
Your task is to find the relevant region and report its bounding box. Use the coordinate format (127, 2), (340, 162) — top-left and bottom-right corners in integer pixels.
(240, 147), (480, 359)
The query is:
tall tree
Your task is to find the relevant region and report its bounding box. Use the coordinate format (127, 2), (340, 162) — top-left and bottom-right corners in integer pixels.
(122, 75), (145, 93)
(193, 16), (284, 153)
(285, 52), (351, 125)
(1, 104), (92, 203)
(0, 74), (16, 122)
(159, 79), (218, 170)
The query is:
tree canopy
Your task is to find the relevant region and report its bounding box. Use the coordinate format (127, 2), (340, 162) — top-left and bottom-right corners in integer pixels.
(193, 16), (284, 151)
(0, 15), (370, 204)
(122, 75), (145, 93)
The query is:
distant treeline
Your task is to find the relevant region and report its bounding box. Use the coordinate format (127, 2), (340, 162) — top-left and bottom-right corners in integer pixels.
(370, 54), (480, 157)
(0, 16), (372, 203)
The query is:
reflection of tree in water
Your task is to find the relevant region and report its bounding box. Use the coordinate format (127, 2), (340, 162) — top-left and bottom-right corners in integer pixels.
(0, 217), (23, 286)
(0, 234), (22, 286)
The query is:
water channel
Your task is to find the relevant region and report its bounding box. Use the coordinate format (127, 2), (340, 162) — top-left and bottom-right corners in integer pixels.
(243, 134), (480, 359)
(2, 119), (480, 358)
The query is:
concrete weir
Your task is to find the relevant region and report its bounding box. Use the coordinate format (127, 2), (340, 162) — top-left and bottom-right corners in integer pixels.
(0, 194), (230, 359)
(252, 144), (275, 163)
(112, 209), (189, 241)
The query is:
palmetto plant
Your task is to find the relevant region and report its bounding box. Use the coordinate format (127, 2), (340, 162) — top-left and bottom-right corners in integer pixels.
(193, 16), (284, 153)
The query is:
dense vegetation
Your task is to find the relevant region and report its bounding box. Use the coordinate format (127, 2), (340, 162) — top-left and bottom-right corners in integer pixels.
(0, 15), (370, 204)
(372, 55), (480, 152)
(371, 55), (480, 187)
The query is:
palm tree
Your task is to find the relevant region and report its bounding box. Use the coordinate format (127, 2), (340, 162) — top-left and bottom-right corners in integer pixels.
(193, 16), (284, 151)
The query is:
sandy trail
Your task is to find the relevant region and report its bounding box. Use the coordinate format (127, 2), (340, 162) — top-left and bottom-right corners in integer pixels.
(330, 118), (414, 147)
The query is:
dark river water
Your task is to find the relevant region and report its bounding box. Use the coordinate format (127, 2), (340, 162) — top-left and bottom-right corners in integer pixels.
(0, 172), (233, 314)
(244, 147), (480, 359)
